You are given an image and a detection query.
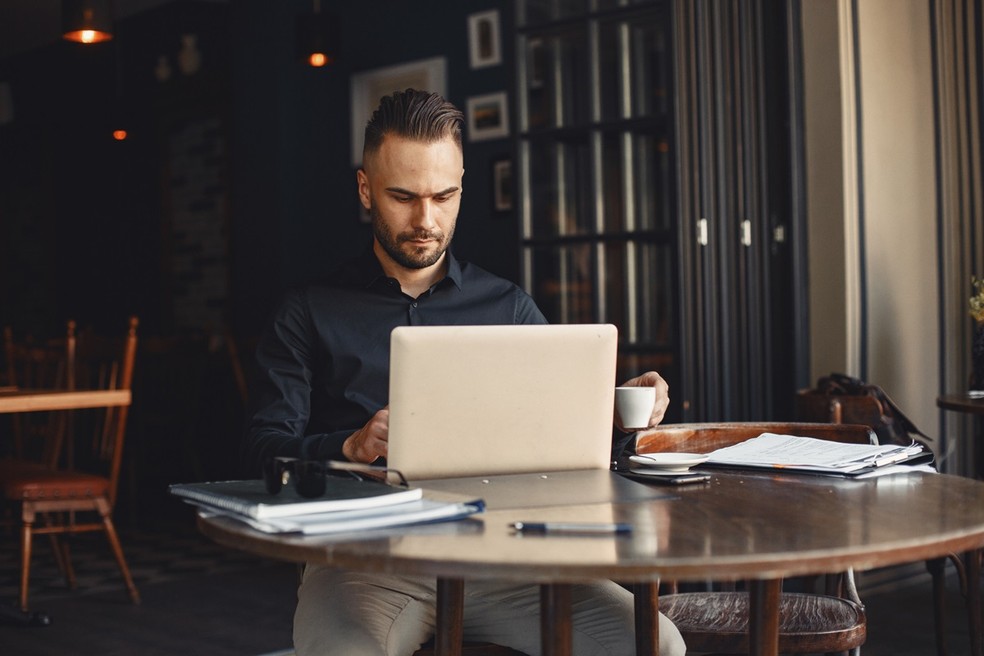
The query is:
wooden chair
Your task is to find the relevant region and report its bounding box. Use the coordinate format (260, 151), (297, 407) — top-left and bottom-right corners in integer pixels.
(635, 421), (872, 655)
(0, 316), (141, 612)
(2, 321), (77, 467)
(796, 389), (978, 656)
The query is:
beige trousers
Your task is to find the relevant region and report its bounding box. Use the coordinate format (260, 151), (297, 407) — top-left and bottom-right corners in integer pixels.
(293, 565), (686, 656)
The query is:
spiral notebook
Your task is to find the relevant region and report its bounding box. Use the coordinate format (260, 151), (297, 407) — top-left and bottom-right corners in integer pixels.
(386, 323), (618, 480)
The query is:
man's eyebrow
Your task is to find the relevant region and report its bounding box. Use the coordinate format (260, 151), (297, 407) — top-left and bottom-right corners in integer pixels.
(385, 186), (460, 198)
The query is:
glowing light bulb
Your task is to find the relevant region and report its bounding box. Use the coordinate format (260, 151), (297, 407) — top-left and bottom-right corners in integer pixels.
(308, 52), (328, 67)
(113, 129), (127, 141)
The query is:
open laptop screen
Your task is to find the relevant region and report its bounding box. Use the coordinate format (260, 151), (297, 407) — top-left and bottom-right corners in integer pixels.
(387, 324), (618, 480)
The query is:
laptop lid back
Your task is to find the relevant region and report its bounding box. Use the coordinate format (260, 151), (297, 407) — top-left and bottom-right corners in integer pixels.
(387, 324), (618, 480)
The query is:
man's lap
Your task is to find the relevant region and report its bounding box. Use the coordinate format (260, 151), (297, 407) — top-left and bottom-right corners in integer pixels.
(293, 565), (685, 656)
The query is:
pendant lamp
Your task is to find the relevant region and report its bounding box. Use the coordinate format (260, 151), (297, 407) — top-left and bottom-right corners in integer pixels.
(62, 0), (114, 44)
(297, 0), (339, 67)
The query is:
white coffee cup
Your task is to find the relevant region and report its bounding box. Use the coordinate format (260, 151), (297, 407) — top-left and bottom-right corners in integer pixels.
(615, 386), (656, 430)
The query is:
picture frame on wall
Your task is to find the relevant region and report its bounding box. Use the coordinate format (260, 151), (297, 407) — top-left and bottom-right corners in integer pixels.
(466, 92), (509, 142)
(468, 9), (502, 69)
(350, 57), (447, 166)
(492, 158), (512, 212)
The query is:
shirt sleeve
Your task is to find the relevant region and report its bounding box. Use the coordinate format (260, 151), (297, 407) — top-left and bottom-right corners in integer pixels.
(241, 289), (352, 476)
(515, 287), (549, 325)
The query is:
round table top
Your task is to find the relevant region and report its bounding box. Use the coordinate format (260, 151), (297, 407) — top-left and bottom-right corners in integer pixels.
(937, 393), (984, 415)
(197, 469), (984, 584)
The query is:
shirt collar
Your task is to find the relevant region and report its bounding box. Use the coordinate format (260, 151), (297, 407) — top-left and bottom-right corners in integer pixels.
(352, 244), (463, 291)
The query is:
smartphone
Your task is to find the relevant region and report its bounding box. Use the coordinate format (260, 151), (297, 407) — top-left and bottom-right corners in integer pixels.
(615, 469), (711, 486)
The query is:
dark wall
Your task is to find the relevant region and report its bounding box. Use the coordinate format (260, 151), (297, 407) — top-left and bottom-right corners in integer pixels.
(0, 0), (519, 340)
(229, 0), (519, 336)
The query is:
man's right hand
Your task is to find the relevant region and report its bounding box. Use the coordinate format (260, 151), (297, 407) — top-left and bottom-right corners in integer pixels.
(342, 406), (389, 463)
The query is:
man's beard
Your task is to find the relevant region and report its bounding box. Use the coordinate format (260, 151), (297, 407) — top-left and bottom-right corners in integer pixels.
(370, 204), (455, 270)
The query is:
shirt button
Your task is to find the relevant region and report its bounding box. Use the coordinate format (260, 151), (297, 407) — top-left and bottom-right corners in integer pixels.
(411, 302), (418, 308)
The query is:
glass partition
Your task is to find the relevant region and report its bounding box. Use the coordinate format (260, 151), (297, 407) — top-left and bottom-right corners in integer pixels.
(516, 0), (676, 384)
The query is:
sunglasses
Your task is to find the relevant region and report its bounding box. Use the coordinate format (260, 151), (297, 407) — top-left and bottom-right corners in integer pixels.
(262, 457), (408, 498)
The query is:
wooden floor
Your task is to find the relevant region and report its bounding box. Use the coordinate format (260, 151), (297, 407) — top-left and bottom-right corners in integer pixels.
(0, 519), (980, 655)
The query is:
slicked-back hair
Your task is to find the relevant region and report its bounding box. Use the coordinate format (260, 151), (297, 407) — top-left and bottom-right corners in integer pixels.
(363, 89), (464, 163)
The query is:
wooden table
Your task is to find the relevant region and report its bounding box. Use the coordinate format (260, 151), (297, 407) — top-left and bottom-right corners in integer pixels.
(0, 388), (131, 414)
(938, 393), (984, 415)
(197, 468), (984, 656)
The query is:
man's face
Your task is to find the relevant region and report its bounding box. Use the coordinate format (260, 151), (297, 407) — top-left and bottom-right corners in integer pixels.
(358, 135), (464, 271)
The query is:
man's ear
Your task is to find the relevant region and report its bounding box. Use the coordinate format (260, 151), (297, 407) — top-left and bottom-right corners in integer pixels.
(356, 169), (371, 210)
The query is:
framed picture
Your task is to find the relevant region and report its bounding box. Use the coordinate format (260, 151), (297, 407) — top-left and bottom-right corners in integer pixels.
(350, 57), (447, 166)
(492, 158), (512, 212)
(466, 92), (509, 142)
(468, 10), (502, 69)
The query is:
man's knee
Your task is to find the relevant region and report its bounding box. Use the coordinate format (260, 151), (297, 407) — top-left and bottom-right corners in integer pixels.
(658, 611), (687, 656)
(293, 567), (435, 656)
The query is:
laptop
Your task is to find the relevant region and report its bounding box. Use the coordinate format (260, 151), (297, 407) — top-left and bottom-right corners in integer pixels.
(386, 323), (618, 481)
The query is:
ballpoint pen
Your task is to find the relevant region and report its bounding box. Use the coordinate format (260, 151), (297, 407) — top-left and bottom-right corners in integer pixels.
(510, 522), (633, 535)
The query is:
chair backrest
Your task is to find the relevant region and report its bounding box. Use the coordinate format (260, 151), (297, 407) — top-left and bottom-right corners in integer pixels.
(3, 321), (77, 390)
(795, 389), (886, 426)
(635, 421), (875, 455)
(2, 321), (77, 465)
(74, 316), (139, 507)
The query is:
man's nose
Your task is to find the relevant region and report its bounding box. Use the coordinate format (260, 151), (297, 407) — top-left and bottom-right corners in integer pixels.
(411, 200), (438, 229)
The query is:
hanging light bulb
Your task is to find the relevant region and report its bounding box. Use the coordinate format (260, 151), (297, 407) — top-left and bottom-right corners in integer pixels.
(296, 0), (339, 68)
(62, 0), (114, 44)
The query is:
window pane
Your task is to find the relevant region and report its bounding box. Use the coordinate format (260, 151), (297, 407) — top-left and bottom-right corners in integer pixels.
(598, 15), (670, 123)
(597, 130), (671, 233)
(629, 131), (672, 231)
(528, 137), (594, 239)
(602, 240), (673, 345)
(595, 0), (661, 11)
(520, 0), (590, 27)
(629, 18), (670, 119)
(524, 28), (590, 130)
(598, 132), (625, 232)
(520, 0), (661, 25)
(531, 245), (596, 324)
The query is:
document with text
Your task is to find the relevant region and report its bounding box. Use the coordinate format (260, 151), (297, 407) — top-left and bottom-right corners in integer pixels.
(704, 433), (933, 477)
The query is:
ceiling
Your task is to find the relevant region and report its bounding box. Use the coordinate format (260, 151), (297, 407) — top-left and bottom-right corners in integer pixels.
(0, 1), (227, 61)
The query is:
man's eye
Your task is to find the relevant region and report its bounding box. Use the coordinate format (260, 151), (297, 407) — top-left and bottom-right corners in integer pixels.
(394, 196), (413, 203)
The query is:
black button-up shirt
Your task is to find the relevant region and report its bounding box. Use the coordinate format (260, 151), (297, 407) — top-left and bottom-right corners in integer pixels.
(243, 247), (547, 473)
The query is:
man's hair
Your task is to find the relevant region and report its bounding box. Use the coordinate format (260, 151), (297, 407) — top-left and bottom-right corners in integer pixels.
(363, 89), (463, 162)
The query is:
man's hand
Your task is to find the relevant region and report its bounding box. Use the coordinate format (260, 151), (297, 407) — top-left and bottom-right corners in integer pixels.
(342, 407), (389, 463)
(615, 371), (669, 432)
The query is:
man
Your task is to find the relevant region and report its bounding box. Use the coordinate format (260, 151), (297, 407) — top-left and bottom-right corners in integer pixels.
(245, 89), (685, 656)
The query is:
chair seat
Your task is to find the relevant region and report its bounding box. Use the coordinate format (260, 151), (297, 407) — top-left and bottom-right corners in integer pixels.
(660, 591), (866, 653)
(2, 470), (110, 500)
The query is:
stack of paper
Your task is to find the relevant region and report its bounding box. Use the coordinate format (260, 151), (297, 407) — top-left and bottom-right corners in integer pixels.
(703, 433), (934, 477)
(169, 479), (483, 535)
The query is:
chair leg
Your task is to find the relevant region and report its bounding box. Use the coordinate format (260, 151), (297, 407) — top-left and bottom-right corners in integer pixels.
(44, 514), (78, 591)
(926, 557), (948, 656)
(19, 509), (35, 612)
(48, 533), (68, 577)
(965, 549), (982, 656)
(95, 497), (140, 605)
(57, 536), (77, 590)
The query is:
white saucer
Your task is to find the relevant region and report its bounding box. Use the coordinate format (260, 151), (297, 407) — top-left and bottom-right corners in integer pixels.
(629, 453), (709, 473)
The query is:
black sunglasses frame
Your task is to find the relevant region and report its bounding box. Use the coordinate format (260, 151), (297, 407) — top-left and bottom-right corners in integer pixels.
(262, 457), (408, 498)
